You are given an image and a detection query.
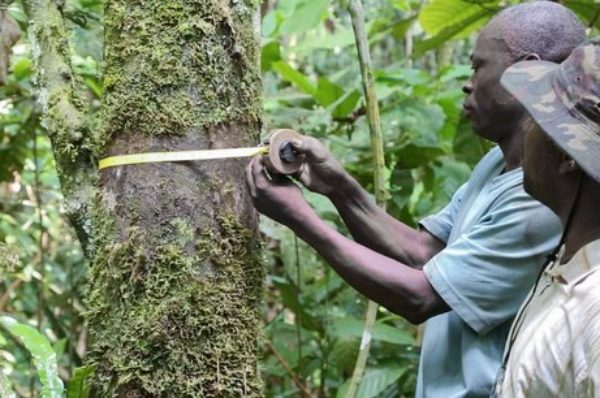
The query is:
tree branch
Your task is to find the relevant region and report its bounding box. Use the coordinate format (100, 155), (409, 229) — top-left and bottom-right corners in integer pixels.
(24, 0), (97, 256)
(346, 1), (389, 396)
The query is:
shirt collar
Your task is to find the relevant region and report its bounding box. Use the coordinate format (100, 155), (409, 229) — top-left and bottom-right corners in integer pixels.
(545, 239), (600, 284)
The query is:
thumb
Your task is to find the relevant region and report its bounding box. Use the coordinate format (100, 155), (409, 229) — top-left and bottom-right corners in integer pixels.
(289, 137), (324, 161)
(288, 138), (305, 152)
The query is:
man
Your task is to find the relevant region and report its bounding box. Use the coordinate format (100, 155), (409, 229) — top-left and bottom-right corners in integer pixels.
(247, 2), (584, 397)
(494, 39), (600, 397)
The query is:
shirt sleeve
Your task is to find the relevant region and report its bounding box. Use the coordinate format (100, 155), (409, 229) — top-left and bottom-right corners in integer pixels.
(419, 183), (468, 244)
(423, 187), (562, 335)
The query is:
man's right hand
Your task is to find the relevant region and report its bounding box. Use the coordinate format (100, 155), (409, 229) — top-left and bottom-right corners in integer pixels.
(287, 136), (348, 196)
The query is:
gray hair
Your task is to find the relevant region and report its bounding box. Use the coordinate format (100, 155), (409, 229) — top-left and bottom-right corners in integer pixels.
(492, 1), (586, 63)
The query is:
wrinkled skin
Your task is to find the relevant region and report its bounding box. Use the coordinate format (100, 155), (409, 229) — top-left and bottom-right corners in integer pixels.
(462, 20), (533, 143)
(246, 156), (308, 225)
(289, 137), (347, 196)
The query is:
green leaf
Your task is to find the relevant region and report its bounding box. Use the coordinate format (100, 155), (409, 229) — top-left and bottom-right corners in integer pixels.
(261, 41), (282, 72)
(374, 322), (414, 346)
(272, 61), (316, 95)
(332, 89), (360, 119)
(84, 78), (102, 98)
(313, 78), (360, 118)
(419, 0), (496, 36)
(564, 0), (600, 30)
(329, 339), (359, 372)
(0, 316), (64, 398)
(376, 68), (431, 87)
(262, 10), (279, 37)
(53, 338), (67, 357)
(305, 190), (338, 219)
(294, 27), (355, 54)
(315, 77), (343, 107)
(12, 59), (32, 81)
(369, 16), (416, 40)
(67, 365), (95, 398)
(357, 366), (407, 398)
(330, 318), (415, 345)
(439, 64), (472, 83)
(415, 0), (497, 56)
(391, 16), (417, 39)
(337, 365), (407, 398)
(280, 0), (329, 35)
(380, 98), (448, 168)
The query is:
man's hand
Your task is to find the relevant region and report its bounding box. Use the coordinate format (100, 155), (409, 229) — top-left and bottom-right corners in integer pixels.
(287, 136), (348, 196)
(246, 156), (312, 226)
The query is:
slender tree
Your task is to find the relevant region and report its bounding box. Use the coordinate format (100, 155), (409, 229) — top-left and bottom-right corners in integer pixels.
(27, 0), (265, 396)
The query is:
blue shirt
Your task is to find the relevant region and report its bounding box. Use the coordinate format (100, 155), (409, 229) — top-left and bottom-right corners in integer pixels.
(416, 147), (562, 398)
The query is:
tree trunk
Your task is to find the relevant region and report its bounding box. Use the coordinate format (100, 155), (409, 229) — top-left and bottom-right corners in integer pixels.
(27, 0), (265, 396)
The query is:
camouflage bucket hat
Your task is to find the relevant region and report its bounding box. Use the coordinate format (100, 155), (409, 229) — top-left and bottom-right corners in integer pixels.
(501, 40), (600, 183)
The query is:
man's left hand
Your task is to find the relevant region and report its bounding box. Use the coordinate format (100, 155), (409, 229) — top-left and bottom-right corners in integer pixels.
(246, 156), (312, 226)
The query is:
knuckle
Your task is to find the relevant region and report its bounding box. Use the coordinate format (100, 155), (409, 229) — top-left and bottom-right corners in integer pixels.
(255, 178), (268, 190)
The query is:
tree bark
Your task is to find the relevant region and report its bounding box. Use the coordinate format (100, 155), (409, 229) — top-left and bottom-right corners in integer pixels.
(27, 0), (265, 396)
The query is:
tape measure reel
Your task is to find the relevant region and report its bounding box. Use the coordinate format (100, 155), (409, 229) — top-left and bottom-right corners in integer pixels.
(98, 129), (306, 176)
(264, 129), (305, 175)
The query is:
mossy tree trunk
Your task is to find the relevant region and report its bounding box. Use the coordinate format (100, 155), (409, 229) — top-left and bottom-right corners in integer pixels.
(27, 0), (265, 396)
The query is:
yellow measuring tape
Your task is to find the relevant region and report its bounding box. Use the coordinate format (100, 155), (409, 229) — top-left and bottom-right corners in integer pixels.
(98, 146), (269, 170)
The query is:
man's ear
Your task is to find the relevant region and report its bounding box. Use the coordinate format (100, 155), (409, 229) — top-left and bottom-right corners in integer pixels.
(522, 53), (541, 61)
(559, 155), (579, 174)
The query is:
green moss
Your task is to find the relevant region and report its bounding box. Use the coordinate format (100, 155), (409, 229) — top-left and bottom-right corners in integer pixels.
(86, 215), (265, 397)
(28, 3), (94, 162)
(99, 0), (263, 151)
(28, 0), (98, 254)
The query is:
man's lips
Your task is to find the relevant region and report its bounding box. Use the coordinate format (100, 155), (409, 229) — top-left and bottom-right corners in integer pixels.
(462, 104), (474, 117)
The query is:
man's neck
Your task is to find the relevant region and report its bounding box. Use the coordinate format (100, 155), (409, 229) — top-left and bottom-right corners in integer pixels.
(561, 186), (600, 263)
(497, 126), (524, 172)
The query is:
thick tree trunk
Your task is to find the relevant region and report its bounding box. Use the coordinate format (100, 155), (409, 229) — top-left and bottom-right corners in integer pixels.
(28, 0), (265, 396)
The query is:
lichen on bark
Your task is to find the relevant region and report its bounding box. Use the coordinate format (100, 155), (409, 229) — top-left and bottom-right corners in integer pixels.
(26, 0), (97, 254)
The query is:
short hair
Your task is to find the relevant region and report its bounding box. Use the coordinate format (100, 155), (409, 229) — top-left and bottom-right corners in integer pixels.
(491, 1), (586, 63)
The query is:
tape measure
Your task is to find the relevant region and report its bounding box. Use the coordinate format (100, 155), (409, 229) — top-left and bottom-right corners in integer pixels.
(98, 129), (305, 175)
(99, 146), (268, 170)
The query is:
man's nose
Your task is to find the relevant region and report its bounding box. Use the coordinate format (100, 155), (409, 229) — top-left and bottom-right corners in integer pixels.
(462, 81), (473, 95)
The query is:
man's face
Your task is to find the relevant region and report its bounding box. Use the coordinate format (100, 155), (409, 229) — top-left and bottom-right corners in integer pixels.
(522, 120), (566, 211)
(462, 25), (527, 142)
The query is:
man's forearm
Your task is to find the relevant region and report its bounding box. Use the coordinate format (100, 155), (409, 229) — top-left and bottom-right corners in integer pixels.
(290, 209), (448, 324)
(328, 174), (443, 268)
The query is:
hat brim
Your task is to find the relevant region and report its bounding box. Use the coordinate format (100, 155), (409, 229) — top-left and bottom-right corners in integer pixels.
(502, 60), (600, 183)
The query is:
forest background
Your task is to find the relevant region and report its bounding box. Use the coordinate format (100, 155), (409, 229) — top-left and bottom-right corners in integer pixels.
(1, 0), (599, 397)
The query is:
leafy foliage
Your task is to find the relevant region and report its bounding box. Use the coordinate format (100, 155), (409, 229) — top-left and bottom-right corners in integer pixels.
(66, 365), (94, 398)
(0, 316), (63, 398)
(1, 0), (599, 396)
